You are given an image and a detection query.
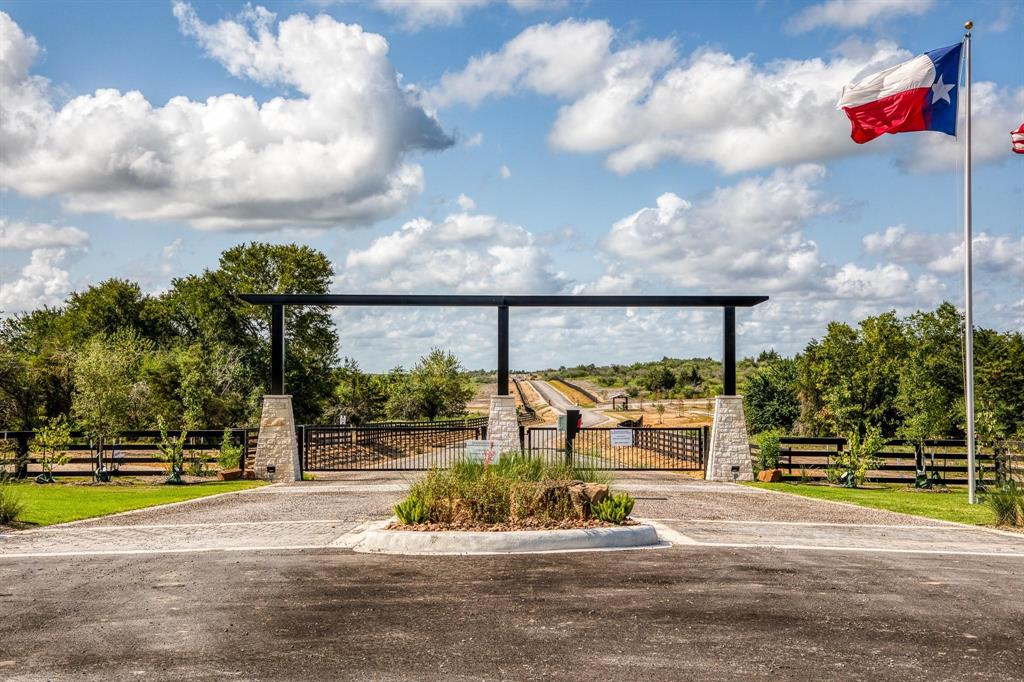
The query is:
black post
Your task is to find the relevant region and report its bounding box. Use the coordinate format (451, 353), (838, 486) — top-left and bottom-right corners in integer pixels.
(723, 306), (736, 396)
(497, 305), (509, 396)
(271, 303), (285, 395)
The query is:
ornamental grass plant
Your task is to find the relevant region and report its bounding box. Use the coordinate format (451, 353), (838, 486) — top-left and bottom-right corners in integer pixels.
(394, 453), (629, 528)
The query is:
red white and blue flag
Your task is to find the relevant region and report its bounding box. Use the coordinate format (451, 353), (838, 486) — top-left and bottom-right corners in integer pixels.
(837, 43), (962, 144)
(1012, 122), (1024, 154)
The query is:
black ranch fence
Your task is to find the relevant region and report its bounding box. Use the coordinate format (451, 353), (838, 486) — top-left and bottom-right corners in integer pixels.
(0, 429), (254, 479)
(750, 437), (1024, 485)
(302, 421), (706, 472)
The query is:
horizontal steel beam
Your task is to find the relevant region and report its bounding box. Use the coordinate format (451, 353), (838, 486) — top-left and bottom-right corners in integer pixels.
(238, 294), (769, 308)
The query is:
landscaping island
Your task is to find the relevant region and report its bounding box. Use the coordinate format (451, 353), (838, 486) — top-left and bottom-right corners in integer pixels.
(359, 454), (664, 554)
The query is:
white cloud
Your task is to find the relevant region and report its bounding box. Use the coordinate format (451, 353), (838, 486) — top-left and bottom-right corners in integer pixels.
(337, 210), (567, 294)
(160, 238), (185, 277)
(456, 193), (477, 211)
(863, 226), (1024, 278)
(369, 0), (567, 31)
(0, 6), (451, 231)
(827, 262), (941, 301)
(373, 0), (491, 30)
(499, 164), (512, 179)
(0, 248), (73, 314)
(463, 132), (484, 147)
(787, 0), (934, 34)
(0, 218), (89, 250)
(429, 20), (1022, 175)
(602, 165), (835, 293)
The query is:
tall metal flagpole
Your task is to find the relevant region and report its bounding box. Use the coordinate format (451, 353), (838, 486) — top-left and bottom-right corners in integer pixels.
(963, 21), (977, 504)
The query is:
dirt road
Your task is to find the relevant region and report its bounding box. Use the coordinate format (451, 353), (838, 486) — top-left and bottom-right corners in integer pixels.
(529, 380), (607, 426)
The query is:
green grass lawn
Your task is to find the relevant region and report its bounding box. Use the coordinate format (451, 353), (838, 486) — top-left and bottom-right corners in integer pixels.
(746, 482), (997, 526)
(4, 479), (266, 527)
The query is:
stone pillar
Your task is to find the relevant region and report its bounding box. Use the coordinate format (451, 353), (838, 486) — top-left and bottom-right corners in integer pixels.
(705, 394), (753, 482)
(486, 394), (521, 457)
(254, 395), (301, 483)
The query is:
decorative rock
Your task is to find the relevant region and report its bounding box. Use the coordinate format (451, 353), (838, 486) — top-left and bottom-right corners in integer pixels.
(757, 469), (783, 483)
(705, 395), (754, 482)
(252, 394), (301, 483)
(486, 394), (521, 456)
(218, 468), (243, 481)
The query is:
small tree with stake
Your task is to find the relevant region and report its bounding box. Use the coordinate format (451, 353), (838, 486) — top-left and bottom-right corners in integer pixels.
(157, 417), (187, 485)
(32, 416), (73, 484)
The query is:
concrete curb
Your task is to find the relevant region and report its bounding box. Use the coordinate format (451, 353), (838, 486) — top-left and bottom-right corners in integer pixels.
(353, 520), (665, 555)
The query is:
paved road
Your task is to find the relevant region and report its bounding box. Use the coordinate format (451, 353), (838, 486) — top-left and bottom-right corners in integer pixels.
(529, 379), (607, 426)
(2, 474), (1023, 680)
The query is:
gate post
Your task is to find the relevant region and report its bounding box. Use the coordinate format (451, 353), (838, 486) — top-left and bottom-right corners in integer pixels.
(704, 395), (753, 482)
(253, 394), (301, 482)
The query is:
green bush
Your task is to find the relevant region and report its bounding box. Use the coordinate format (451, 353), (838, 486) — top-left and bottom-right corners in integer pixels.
(985, 484), (1023, 527)
(755, 430), (782, 471)
(0, 484), (25, 525)
(392, 453), (619, 527)
(217, 429), (243, 470)
(592, 493), (635, 523)
(394, 496), (429, 525)
(829, 429), (884, 487)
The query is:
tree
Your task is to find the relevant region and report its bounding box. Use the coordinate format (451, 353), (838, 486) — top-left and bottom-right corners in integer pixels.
(161, 242), (338, 424)
(31, 416), (72, 483)
(72, 331), (150, 449)
(391, 349), (475, 421)
(897, 303), (964, 442)
(333, 359), (388, 425)
(743, 356), (800, 434)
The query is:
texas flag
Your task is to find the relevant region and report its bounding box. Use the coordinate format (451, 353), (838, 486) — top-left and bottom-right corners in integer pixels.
(837, 43), (962, 144)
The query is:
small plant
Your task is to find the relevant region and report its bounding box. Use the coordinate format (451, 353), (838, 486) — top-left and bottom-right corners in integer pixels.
(394, 496), (429, 525)
(592, 492), (635, 524)
(156, 417), (187, 485)
(799, 468), (812, 484)
(755, 429), (782, 472)
(302, 472), (316, 481)
(0, 439), (17, 483)
(831, 428), (884, 488)
(32, 416), (74, 484)
(0, 484), (25, 525)
(217, 429), (244, 470)
(185, 451), (210, 478)
(985, 483), (1023, 527)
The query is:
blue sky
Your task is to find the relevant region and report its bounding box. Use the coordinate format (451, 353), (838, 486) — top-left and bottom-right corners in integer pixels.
(1, 0), (1021, 371)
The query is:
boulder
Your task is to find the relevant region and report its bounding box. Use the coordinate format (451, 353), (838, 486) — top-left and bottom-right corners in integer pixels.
(218, 468), (242, 481)
(756, 469), (783, 483)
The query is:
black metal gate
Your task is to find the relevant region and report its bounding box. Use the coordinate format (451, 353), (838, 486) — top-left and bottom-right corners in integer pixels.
(301, 419), (487, 471)
(301, 420), (704, 472)
(525, 426), (705, 471)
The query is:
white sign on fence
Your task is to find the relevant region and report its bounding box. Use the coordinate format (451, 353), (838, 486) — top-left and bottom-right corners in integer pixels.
(465, 440), (500, 464)
(610, 429), (634, 447)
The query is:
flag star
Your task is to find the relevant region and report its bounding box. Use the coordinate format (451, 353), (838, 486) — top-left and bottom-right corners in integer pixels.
(931, 74), (954, 105)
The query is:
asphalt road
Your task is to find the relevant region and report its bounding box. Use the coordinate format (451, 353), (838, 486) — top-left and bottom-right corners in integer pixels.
(2, 475), (1023, 681)
(529, 379), (607, 426)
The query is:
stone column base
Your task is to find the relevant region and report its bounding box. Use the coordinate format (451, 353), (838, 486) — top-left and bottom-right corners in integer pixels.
(705, 395), (753, 482)
(254, 395), (301, 483)
(486, 394), (521, 456)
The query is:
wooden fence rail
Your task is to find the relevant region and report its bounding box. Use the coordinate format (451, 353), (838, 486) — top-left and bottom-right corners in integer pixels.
(749, 437), (1024, 485)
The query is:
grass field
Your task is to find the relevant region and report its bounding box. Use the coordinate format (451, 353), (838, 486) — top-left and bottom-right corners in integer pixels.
(3, 479), (266, 527)
(747, 482), (998, 526)
(549, 379), (595, 407)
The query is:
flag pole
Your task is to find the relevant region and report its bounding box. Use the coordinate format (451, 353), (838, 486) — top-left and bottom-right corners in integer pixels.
(963, 21), (977, 504)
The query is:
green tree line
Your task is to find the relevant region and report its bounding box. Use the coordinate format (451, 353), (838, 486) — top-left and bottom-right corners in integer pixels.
(743, 304), (1024, 442)
(0, 242), (475, 433)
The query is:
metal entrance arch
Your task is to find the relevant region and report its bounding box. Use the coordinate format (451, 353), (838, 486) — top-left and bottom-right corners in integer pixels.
(237, 294), (769, 397)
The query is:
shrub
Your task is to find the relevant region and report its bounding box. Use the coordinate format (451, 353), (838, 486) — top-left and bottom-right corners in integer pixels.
(755, 430), (782, 471)
(0, 484), (25, 525)
(985, 484), (1023, 527)
(32, 416), (73, 484)
(830, 429), (884, 487)
(156, 417), (187, 485)
(592, 493), (635, 523)
(393, 453), (620, 527)
(217, 429), (243, 470)
(394, 496), (429, 525)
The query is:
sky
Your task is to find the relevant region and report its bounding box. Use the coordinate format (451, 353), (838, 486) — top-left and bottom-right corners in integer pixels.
(0, 0), (1021, 372)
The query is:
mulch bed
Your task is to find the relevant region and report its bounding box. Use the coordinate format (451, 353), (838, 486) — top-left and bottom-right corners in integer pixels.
(386, 518), (638, 532)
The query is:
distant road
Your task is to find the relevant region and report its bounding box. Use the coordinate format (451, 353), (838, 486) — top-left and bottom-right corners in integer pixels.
(529, 380), (607, 427)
